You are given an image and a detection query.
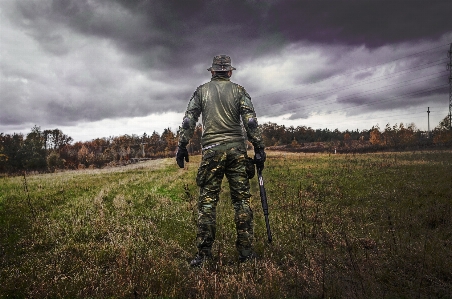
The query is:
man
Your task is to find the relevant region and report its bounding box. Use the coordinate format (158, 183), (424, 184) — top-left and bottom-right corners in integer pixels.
(176, 55), (266, 267)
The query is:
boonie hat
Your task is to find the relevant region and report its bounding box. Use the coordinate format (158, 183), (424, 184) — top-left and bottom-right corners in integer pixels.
(207, 55), (236, 71)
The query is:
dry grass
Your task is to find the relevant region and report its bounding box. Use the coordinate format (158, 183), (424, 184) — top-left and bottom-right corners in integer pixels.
(1, 151), (451, 298)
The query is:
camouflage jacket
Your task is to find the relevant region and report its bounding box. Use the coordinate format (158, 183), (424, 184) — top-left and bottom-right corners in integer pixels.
(178, 75), (265, 150)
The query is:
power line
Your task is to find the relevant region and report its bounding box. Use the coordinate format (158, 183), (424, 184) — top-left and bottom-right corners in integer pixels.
(260, 79), (448, 118)
(448, 43), (452, 128)
(252, 43), (451, 131)
(327, 74), (445, 107)
(259, 84), (449, 130)
(300, 111), (435, 130)
(258, 70), (447, 114)
(254, 58), (448, 111)
(321, 84), (448, 116)
(253, 43), (449, 99)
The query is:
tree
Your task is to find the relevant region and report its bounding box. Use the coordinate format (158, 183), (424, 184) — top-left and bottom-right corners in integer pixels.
(189, 124), (202, 154)
(369, 126), (382, 145)
(436, 114), (451, 131)
(0, 133), (24, 172)
(47, 151), (64, 172)
(148, 131), (161, 157)
(381, 123), (419, 149)
(43, 129), (72, 152)
(77, 144), (90, 166)
(399, 123), (418, 146)
(161, 128), (177, 155)
(21, 126), (46, 170)
(343, 132), (351, 141)
(433, 115), (452, 144)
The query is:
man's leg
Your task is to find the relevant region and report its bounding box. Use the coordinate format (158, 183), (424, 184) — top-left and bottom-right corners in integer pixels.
(225, 150), (254, 259)
(191, 149), (225, 267)
(196, 184), (221, 257)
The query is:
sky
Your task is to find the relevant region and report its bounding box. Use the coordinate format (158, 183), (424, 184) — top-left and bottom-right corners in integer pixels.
(1, 0), (452, 142)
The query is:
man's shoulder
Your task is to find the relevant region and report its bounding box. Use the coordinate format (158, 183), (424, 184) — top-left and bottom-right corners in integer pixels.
(231, 81), (243, 89)
(193, 82), (210, 94)
(198, 80), (220, 89)
(228, 81), (249, 95)
(232, 82), (251, 99)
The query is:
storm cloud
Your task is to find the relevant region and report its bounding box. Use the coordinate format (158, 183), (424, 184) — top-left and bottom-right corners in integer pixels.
(1, 0), (451, 141)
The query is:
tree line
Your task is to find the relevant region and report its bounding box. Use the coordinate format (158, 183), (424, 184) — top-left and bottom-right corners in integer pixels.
(1, 116), (451, 174)
(0, 125), (202, 173)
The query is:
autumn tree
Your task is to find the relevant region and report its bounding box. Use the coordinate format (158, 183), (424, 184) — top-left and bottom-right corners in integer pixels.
(433, 115), (452, 144)
(399, 123), (418, 146)
(188, 124), (202, 154)
(147, 131), (161, 157)
(343, 132), (351, 141)
(382, 123), (419, 149)
(77, 144), (90, 166)
(161, 128), (177, 155)
(369, 126), (382, 145)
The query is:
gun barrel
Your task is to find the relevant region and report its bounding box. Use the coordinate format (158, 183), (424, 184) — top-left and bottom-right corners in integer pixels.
(258, 168), (272, 243)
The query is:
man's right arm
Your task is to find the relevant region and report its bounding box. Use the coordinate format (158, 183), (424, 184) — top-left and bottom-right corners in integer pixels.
(176, 89), (202, 168)
(178, 89), (202, 148)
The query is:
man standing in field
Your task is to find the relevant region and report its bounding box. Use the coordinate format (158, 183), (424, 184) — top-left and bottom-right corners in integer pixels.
(176, 55), (266, 267)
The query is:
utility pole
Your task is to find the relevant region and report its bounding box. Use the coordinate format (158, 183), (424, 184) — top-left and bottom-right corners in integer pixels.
(448, 43), (452, 129)
(141, 143), (151, 158)
(427, 107), (430, 138)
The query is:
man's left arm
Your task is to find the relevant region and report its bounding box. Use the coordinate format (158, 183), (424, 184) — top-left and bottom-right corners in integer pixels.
(239, 87), (265, 149)
(239, 87), (266, 168)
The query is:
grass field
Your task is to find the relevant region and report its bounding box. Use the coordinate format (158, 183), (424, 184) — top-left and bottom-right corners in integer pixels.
(1, 150), (451, 298)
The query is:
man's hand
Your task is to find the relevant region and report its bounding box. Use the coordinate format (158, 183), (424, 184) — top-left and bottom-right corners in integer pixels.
(254, 148), (266, 170)
(176, 147), (189, 168)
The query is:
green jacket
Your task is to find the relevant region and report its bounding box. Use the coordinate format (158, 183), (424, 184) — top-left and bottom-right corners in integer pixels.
(178, 75), (265, 150)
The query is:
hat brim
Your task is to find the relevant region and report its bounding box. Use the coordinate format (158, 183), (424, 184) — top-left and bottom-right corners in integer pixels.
(207, 66), (236, 71)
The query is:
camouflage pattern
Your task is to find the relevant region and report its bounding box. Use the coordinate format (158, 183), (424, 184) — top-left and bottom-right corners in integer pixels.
(195, 142), (254, 257)
(207, 54), (237, 71)
(178, 76), (265, 150)
(178, 56), (264, 259)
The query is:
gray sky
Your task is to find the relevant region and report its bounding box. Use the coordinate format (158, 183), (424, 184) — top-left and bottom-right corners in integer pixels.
(1, 0), (451, 141)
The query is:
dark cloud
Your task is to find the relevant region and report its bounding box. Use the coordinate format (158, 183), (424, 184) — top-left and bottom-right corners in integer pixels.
(1, 0), (451, 140)
(272, 0), (452, 46)
(9, 0), (282, 72)
(10, 0), (452, 71)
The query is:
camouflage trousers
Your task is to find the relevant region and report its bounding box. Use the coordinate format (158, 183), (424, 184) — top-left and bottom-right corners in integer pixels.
(195, 142), (253, 258)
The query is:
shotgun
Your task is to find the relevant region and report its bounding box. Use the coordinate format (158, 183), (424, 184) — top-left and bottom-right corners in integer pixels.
(256, 155), (272, 243)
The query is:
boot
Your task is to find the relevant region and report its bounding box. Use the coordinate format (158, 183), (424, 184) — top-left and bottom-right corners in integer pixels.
(239, 251), (258, 263)
(189, 254), (211, 267)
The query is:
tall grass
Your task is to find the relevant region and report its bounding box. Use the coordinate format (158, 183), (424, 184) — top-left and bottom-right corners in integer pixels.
(1, 151), (451, 298)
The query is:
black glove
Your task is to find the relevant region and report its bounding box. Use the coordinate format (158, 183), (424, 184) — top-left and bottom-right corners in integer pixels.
(253, 148), (266, 170)
(176, 147), (189, 168)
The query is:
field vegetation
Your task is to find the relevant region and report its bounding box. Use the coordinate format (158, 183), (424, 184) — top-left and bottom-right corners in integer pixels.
(1, 150), (451, 298)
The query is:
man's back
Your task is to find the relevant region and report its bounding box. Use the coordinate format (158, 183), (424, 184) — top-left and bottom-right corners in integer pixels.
(198, 77), (244, 147)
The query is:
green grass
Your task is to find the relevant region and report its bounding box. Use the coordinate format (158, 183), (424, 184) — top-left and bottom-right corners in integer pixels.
(1, 151), (451, 298)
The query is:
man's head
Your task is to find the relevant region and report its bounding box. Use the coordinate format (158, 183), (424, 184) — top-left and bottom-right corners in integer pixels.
(207, 55), (236, 72)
